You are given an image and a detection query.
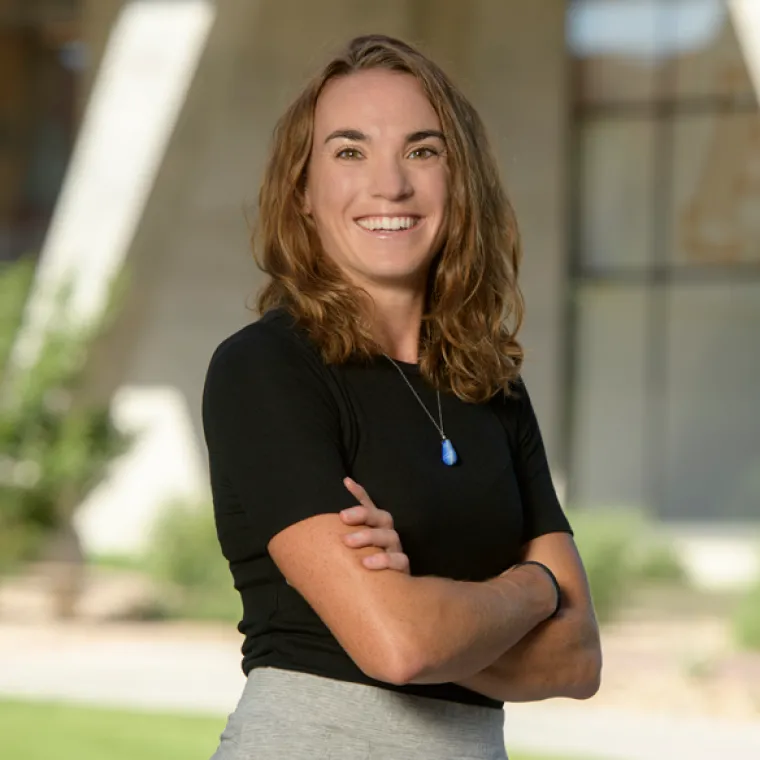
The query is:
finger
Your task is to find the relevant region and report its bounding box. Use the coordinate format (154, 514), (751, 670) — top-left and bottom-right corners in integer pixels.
(362, 552), (410, 574)
(361, 552), (386, 569)
(387, 552), (410, 574)
(343, 477), (376, 509)
(343, 528), (402, 552)
(371, 509), (395, 529)
(342, 478), (392, 529)
(339, 505), (369, 525)
(341, 506), (393, 530)
(374, 551), (410, 574)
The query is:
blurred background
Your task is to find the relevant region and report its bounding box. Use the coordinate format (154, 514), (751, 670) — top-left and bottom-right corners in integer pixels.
(1, 1), (759, 759)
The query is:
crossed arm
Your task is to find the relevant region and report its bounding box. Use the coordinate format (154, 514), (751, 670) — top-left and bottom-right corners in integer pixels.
(268, 481), (602, 701)
(450, 532), (602, 702)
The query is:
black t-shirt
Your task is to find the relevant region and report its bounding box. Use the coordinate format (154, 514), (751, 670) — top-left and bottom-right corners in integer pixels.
(202, 308), (572, 709)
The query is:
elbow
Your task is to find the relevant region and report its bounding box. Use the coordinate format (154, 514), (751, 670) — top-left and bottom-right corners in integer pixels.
(570, 672), (601, 701)
(361, 650), (420, 687)
(371, 658), (422, 687)
(355, 626), (426, 687)
(567, 646), (603, 700)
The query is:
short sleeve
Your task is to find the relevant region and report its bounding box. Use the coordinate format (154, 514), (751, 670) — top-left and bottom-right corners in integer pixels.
(501, 378), (573, 544)
(201, 324), (357, 548)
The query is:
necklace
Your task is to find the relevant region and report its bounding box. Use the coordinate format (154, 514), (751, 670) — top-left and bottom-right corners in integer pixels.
(383, 354), (458, 466)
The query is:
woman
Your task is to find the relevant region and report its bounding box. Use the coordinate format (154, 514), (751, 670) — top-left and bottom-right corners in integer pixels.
(202, 34), (601, 760)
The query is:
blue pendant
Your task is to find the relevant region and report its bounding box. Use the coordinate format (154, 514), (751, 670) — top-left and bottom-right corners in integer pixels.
(441, 438), (458, 466)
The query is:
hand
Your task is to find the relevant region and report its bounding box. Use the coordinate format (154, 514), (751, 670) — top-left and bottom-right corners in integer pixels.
(340, 477), (410, 574)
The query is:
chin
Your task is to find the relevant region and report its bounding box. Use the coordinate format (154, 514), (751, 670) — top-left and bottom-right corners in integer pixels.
(361, 254), (434, 282)
(364, 265), (429, 288)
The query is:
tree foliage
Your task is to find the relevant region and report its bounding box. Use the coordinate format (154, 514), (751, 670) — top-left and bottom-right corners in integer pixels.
(0, 258), (133, 574)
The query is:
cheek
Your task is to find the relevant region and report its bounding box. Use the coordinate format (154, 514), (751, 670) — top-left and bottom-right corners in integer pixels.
(438, 171), (450, 209)
(428, 182), (449, 237)
(428, 172), (450, 242)
(423, 168), (449, 212)
(312, 177), (356, 228)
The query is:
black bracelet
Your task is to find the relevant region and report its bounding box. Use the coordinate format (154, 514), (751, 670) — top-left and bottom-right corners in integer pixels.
(511, 560), (562, 618)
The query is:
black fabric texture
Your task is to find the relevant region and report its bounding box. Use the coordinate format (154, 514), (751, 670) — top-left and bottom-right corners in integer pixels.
(202, 308), (572, 709)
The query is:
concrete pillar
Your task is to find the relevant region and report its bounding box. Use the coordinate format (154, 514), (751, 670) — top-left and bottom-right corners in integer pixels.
(467, 0), (570, 473)
(79, 0), (124, 121)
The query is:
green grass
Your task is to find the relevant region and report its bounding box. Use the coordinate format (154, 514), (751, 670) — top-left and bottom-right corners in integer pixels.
(0, 699), (223, 760)
(0, 699), (598, 760)
(87, 552), (145, 571)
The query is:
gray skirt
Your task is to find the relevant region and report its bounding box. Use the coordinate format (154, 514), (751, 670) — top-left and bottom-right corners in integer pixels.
(211, 666), (508, 760)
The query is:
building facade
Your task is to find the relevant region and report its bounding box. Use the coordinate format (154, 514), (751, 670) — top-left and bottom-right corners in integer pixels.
(2, 0), (759, 555)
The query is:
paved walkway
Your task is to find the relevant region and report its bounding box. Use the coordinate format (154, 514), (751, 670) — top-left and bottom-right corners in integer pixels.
(1, 622), (760, 760)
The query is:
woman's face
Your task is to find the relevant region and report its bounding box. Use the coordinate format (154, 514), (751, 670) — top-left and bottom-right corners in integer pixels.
(304, 69), (448, 294)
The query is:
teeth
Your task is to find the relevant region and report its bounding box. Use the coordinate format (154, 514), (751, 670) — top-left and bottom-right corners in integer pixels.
(357, 216), (418, 231)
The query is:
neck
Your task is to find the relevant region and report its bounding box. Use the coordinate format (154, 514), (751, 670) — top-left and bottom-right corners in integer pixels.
(363, 286), (425, 364)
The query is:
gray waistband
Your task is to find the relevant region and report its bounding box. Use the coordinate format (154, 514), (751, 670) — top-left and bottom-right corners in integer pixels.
(212, 666), (508, 760)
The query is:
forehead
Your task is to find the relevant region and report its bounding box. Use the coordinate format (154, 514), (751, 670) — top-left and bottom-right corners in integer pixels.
(313, 69), (441, 136)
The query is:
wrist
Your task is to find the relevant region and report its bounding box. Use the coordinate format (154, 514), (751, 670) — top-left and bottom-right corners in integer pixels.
(503, 561), (561, 620)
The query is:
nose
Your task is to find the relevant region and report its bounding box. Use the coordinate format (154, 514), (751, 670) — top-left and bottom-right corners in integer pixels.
(368, 154), (413, 202)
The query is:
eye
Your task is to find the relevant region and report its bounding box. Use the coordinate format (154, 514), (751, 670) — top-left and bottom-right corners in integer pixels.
(408, 146), (439, 160)
(336, 146), (363, 160)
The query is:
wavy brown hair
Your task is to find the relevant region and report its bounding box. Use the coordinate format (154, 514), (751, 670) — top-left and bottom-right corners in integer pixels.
(253, 34), (524, 403)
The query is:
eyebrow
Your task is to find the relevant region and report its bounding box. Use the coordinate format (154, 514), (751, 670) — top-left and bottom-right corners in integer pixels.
(324, 128), (445, 144)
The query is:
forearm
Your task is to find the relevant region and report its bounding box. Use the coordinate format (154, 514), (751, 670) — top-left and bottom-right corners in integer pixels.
(454, 608), (602, 701)
(396, 564), (555, 685)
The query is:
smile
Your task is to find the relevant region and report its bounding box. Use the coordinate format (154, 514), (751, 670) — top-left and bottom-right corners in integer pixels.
(355, 216), (421, 232)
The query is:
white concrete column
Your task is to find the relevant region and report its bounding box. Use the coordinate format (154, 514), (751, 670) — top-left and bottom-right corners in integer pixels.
(467, 0), (570, 474)
(729, 0), (760, 97)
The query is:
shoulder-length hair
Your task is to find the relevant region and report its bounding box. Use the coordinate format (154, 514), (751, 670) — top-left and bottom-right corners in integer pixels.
(253, 34), (524, 403)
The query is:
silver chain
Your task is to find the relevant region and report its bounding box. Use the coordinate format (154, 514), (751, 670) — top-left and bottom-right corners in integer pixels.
(382, 354), (446, 441)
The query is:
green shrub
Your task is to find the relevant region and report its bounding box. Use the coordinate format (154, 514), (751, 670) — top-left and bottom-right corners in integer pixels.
(0, 256), (36, 374)
(569, 508), (642, 623)
(144, 499), (241, 623)
(732, 579), (760, 651)
(0, 259), (133, 578)
(635, 540), (687, 584)
(568, 506), (687, 623)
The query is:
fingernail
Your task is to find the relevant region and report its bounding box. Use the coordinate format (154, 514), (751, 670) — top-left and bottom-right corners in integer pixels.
(341, 508), (357, 518)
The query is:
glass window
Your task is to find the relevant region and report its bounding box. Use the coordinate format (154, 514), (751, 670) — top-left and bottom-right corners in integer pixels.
(569, 0), (664, 105)
(663, 283), (760, 521)
(568, 0), (760, 524)
(571, 0), (758, 104)
(579, 117), (657, 269)
(670, 112), (760, 265)
(672, 0), (756, 99)
(570, 284), (648, 509)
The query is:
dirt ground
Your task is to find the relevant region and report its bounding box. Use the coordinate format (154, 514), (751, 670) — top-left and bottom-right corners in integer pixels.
(1, 567), (759, 721)
(595, 616), (760, 719)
